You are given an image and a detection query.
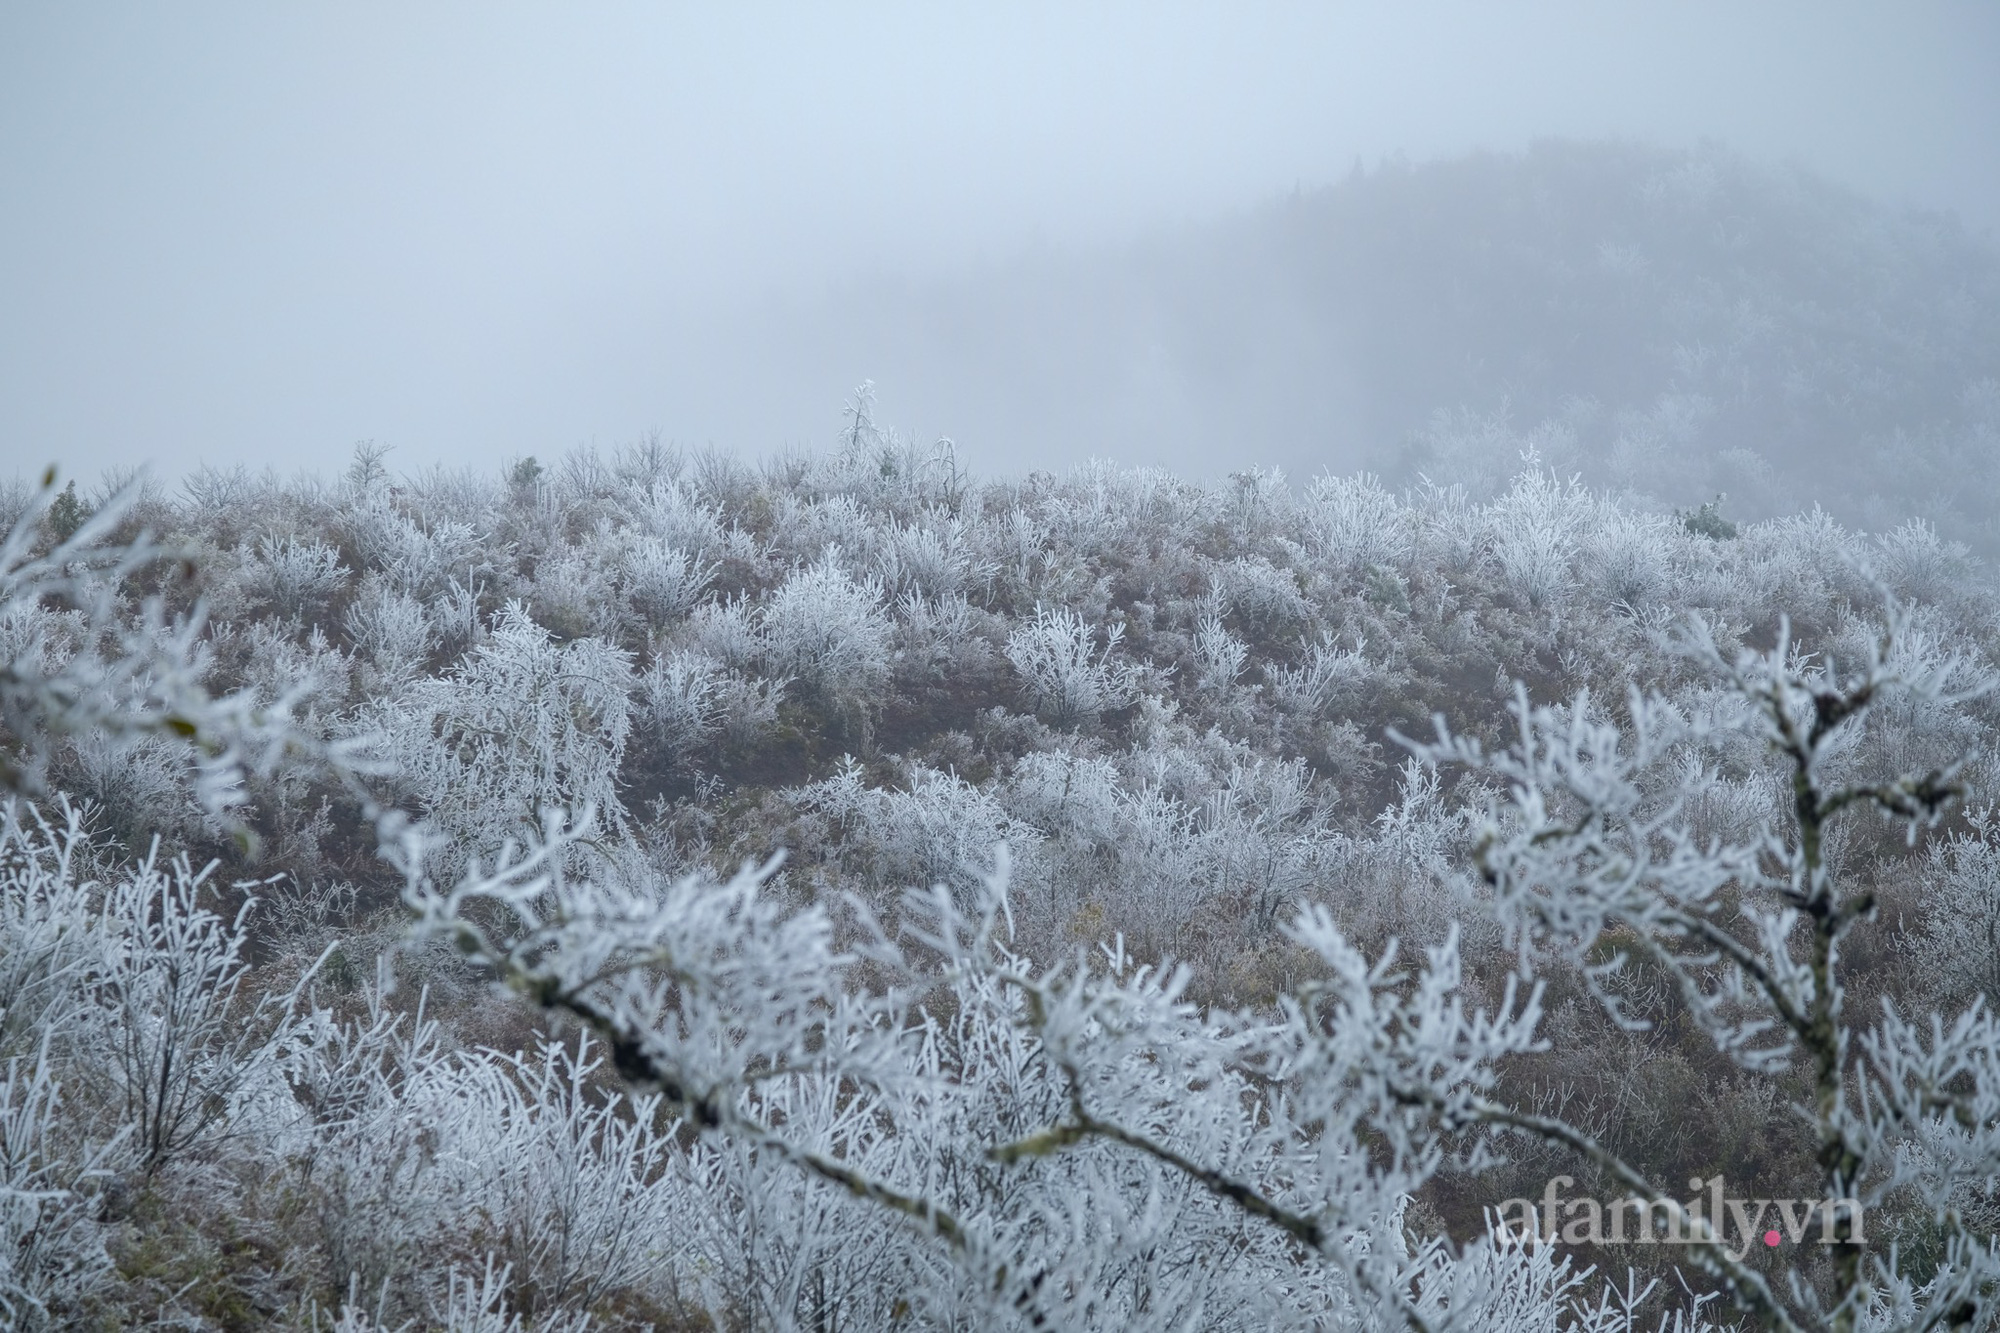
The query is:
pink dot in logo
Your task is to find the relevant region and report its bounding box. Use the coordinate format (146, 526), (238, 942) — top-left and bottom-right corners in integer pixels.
(1764, 1230), (1782, 1248)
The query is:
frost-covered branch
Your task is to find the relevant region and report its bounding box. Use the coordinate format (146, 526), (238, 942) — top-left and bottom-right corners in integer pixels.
(1402, 599), (2000, 1333)
(1, 470), (384, 847)
(395, 811), (977, 1256)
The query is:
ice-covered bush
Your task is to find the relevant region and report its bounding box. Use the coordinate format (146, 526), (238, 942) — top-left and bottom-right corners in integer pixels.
(0, 801), (334, 1325)
(384, 603), (634, 865)
(0, 1043), (121, 1331)
(1005, 606), (1140, 725)
(1302, 472), (1407, 573)
(1910, 807), (2000, 1012)
(761, 556), (893, 713)
(796, 758), (1032, 901)
(1489, 468), (1587, 607)
(637, 649), (723, 761)
(344, 576), (440, 695)
(241, 535), (350, 621)
(1266, 630), (1372, 719)
(616, 534), (713, 625)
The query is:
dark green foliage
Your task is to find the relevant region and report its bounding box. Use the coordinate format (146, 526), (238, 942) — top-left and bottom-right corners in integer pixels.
(508, 454), (543, 493)
(44, 480), (90, 543)
(1363, 563), (1411, 612)
(1678, 496), (1738, 540)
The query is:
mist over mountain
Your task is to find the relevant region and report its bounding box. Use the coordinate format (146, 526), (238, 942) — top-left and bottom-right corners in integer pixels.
(786, 140), (1998, 546)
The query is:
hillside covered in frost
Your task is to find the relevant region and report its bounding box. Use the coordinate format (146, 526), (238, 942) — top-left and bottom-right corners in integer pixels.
(5, 422), (2000, 1328)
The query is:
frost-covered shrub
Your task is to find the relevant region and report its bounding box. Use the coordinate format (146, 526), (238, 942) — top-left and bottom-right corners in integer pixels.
(2, 474), (369, 836)
(1212, 554), (1313, 636)
(1266, 631), (1372, 719)
(437, 1037), (684, 1317)
(1040, 462), (1134, 562)
(0, 1045), (119, 1331)
(398, 461), (498, 521)
(893, 589), (984, 680)
(1489, 469), (1587, 607)
(1737, 506), (1872, 613)
(63, 729), (196, 843)
(344, 576), (439, 694)
(652, 600), (785, 750)
(681, 593), (763, 671)
(1005, 606), (1139, 725)
(1580, 507), (1678, 609)
(1911, 808), (2000, 1012)
(240, 535), (350, 621)
(238, 618), (353, 714)
(0, 810), (104, 1060)
(637, 649), (723, 759)
(981, 505), (1054, 600)
(768, 493), (880, 575)
(345, 502), (486, 603)
(81, 842), (323, 1175)
(0, 816), (123, 1328)
(623, 478), (728, 559)
(0, 802), (340, 1326)
(1671, 754), (1782, 851)
(524, 543), (621, 640)
(1301, 472), (1406, 572)
(995, 745), (1346, 953)
(0, 476), (36, 537)
(616, 534), (713, 625)
(1407, 475), (1488, 577)
(714, 672), (787, 750)
(761, 556), (892, 712)
(385, 604), (634, 863)
(1189, 610), (1249, 697)
(876, 514), (992, 600)
(1188, 756), (1342, 930)
(797, 758), (1031, 900)
(1329, 759), (1464, 951)
(280, 999), (466, 1317)
(319, 1259), (596, 1333)
(1875, 518), (1973, 606)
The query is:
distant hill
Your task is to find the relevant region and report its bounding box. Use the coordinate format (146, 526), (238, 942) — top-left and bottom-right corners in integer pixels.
(817, 140), (2000, 549)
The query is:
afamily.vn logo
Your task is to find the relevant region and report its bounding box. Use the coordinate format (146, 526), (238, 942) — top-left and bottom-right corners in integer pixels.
(1491, 1177), (1865, 1258)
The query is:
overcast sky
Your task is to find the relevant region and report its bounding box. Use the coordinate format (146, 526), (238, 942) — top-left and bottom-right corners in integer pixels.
(3, 2), (1997, 485)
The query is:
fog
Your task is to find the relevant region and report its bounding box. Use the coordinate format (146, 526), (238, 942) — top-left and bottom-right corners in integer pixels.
(3, 2), (1997, 485)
